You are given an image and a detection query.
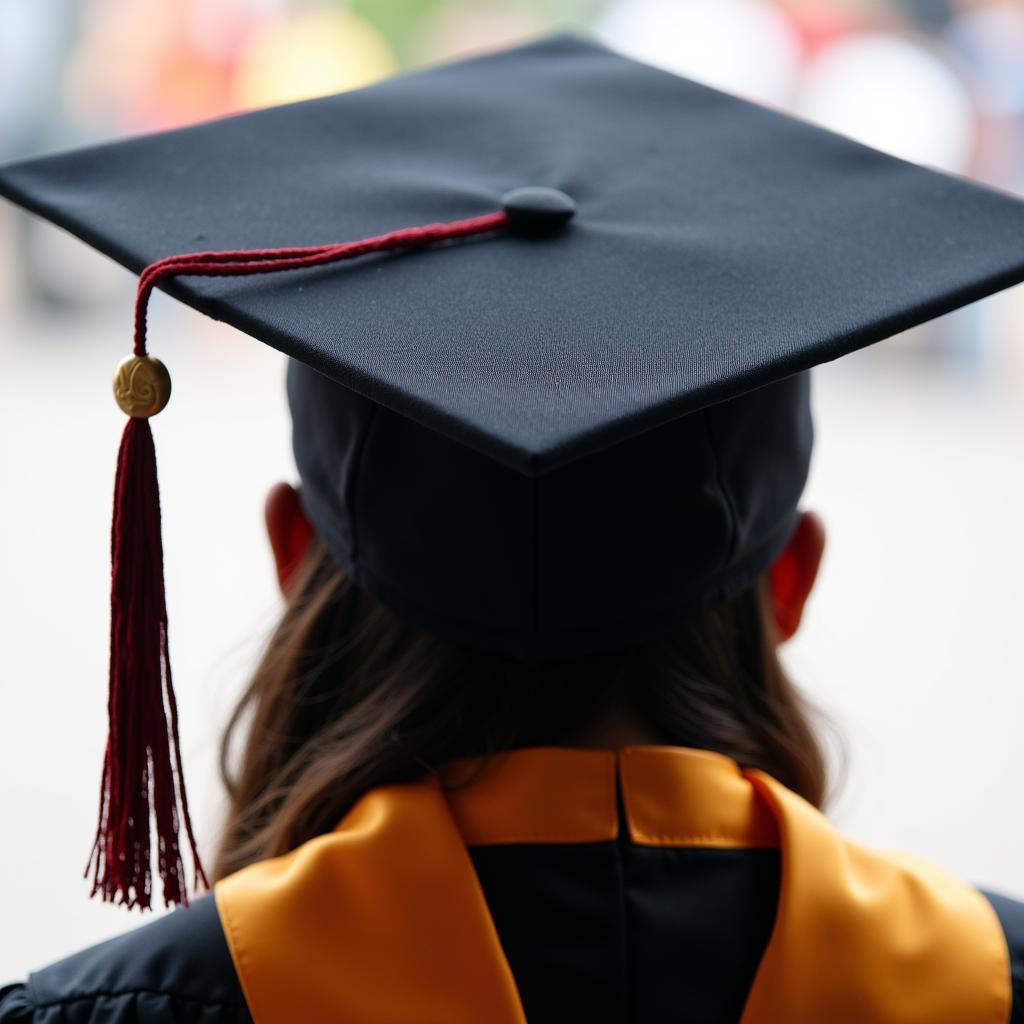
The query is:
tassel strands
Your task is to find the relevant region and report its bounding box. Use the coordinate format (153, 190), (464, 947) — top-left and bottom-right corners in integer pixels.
(88, 415), (205, 909)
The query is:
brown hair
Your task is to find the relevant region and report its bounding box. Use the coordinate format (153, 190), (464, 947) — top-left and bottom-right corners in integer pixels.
(214, 537), (826, 880)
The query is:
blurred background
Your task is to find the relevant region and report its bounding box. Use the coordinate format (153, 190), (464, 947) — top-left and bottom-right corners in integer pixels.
(3, 0), (1024, 977)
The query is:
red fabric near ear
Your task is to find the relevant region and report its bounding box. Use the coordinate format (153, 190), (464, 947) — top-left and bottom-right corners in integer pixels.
(281, 509), (313, 592)
(265, 483), (314, 593)
(770, 549), (800, 640)
(87, 417), (207, 909)
(769, 514), (824, 642)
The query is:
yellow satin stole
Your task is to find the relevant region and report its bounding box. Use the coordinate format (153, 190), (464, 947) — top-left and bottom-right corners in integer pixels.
(216, 747), (1010, 1023)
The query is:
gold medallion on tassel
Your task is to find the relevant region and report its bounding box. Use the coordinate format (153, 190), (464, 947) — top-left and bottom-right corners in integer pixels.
(112, 355), (172, 418)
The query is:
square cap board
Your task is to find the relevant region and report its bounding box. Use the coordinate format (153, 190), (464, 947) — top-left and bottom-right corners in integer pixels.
(3, 33), (1024, 474)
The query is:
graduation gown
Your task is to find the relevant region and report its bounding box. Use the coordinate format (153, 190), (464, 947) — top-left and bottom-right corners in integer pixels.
(3, 745), (1023, 1022)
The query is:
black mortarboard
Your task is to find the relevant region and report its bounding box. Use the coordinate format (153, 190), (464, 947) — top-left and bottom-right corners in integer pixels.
(5, 32), (1024, 908)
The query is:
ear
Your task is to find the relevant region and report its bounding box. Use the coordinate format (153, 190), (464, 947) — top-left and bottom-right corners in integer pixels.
(264, 482), (314, 595)
(768, 511), (826, 643)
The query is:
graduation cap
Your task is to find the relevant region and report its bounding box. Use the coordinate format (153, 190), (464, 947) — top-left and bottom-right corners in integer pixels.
(4, 33), (1024, 910)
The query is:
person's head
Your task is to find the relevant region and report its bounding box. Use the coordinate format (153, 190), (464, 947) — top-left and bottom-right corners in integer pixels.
(214, 475), (825, 879)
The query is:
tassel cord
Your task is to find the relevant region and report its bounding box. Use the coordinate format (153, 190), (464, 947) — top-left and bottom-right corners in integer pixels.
(133, 211), (509, 355)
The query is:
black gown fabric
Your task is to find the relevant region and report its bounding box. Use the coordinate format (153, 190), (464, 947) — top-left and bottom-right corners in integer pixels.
(3, 839), (1024, 1023)
(0, 895), (248, 1023)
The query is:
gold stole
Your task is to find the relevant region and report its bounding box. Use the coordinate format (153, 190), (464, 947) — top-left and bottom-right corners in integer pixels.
(216, 747), (1010, 1023)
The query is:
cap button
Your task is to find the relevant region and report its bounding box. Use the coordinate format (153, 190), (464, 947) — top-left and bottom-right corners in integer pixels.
(501, 187), (576, 235)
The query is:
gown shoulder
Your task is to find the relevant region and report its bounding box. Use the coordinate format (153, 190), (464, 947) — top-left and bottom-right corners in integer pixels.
(0, 894), (250, 1024)
(3, 878), (1024, 1022)
(983, 888), (1024, 1023)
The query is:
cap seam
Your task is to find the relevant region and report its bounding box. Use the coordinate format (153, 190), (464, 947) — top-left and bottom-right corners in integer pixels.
(699, 408), (738, 568)
(346, 403), (380, 569)
(348, 527), (788, 657)
(532, 474), (541, 637)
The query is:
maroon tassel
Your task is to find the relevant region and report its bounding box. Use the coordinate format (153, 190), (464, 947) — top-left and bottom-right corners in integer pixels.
(86, 208), (510, 909)
(86, 416), (206, 909)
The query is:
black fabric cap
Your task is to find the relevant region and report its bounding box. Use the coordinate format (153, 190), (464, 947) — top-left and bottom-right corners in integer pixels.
(287, 361), (811, 657)
(5, 32), (1024, 475)
(4, 32), (1024, 657)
